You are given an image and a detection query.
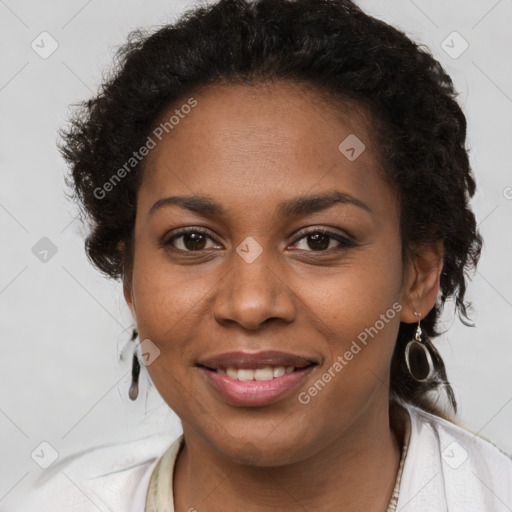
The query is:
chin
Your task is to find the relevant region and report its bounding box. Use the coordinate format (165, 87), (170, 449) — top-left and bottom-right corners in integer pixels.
(199, 419), (316, 467)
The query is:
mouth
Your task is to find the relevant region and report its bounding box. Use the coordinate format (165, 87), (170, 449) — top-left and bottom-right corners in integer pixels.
(197, 351), (318, 407)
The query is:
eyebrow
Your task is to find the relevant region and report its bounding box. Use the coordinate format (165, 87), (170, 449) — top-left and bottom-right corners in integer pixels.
(148, 191), (372, 219)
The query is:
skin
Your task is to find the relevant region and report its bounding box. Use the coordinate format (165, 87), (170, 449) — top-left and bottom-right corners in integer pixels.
(122, 81), (443, 511)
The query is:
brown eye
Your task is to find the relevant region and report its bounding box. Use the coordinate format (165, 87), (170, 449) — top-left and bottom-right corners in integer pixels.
(162, 229), (218, 252)
(305, 232), (330, 251)
(181, 232), (207, 251)
(292, 229), (355, 252)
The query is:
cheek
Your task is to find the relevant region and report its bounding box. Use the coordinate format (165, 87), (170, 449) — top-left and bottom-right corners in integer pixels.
(296, 288), (402, 434)
(309, 237), (403, 379)
(130, 239), (212, 340)
(312, 243), (402, 333)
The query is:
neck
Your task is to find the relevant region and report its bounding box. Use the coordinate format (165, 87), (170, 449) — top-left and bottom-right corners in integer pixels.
(173, 399), (403, 512)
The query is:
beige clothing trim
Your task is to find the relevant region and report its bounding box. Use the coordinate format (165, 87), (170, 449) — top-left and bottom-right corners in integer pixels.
(386, 402), (412, 512)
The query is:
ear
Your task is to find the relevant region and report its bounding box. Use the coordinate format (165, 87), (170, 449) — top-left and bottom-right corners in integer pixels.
(118, 240), (136, 318)
(399, 239), (444, 323)
(123, 274), (136, 318)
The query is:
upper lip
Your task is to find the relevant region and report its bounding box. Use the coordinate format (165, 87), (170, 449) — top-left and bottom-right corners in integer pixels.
(197, 350), (318, 370)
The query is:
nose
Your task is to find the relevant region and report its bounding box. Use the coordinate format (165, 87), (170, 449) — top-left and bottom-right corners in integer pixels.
(212, 246), (296, 331)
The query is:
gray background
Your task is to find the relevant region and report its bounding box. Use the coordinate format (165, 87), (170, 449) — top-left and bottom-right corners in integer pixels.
(1, 0), (511, 508)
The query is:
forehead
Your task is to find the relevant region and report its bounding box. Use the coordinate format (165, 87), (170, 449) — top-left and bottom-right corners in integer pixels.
(138, 81), (394, 218)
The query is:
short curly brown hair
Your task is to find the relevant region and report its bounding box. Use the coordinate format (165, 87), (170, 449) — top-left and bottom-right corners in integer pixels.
(59, 0), (482, 418)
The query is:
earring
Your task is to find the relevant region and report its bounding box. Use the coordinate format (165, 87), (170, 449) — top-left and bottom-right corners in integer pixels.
(129, 328), (141, 401)
(405, 314), (435, 382)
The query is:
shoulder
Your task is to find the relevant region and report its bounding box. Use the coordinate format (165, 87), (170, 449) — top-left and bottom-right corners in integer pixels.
(410, 404), (512, 470)
(18, 432), (183, 512)
(398, 403), (512, 512)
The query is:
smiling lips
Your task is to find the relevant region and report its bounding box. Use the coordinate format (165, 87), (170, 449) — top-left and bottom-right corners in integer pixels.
(198, 350), (317, 407)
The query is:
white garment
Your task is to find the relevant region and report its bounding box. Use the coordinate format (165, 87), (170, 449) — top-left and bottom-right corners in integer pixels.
(16, 404), (512, 512)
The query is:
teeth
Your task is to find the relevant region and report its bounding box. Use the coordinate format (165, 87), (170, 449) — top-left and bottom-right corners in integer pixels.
(226, 368), (238, 379)
(273, 366), (285, 378)
(254, 367), (274, 381)
(237, 369), (254, 381)
(220, 366), (295, 381)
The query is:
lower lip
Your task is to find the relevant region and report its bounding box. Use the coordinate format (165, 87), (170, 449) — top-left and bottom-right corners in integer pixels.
(200, 366), (315, 407)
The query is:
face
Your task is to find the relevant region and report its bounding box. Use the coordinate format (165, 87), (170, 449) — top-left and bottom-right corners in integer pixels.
(123, 81), (432, 466)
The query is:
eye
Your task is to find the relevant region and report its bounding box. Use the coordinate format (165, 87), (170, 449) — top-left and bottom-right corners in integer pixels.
(160, 227), (356, 253)
(161, 228), (220, 252)
(291, 228), (356, 252)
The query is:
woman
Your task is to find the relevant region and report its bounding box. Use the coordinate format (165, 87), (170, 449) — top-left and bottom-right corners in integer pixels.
(22, 0), (512, 510)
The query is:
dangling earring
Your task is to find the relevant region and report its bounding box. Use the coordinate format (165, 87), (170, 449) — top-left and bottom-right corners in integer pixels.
(129, 328), (141, 400)
(405, 313), (435, 382)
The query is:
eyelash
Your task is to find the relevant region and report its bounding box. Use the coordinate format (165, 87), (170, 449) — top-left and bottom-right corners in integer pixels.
(160, 227), (356, 253)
